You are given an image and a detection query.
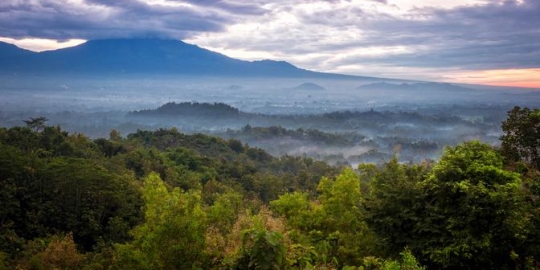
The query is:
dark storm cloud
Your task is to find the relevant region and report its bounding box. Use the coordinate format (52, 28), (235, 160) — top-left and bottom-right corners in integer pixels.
(0, 0), (264, 40)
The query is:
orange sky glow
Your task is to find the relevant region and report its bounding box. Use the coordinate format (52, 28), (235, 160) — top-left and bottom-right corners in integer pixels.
(445, 69), (540, 89)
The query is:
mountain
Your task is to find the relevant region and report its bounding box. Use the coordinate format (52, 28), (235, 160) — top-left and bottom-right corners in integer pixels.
(0, 42), (33, 57)
(0, 42), (34, 72)
(0, 39), (375, 79)
(290, 82), (326, 91)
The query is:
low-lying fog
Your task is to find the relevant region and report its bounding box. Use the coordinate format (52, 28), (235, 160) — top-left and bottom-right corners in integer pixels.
(1, 74), (539, 165)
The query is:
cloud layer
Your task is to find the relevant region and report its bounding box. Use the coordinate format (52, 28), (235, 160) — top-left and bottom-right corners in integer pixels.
(0, 0), (539, 83)
(0, 0), (263, 40)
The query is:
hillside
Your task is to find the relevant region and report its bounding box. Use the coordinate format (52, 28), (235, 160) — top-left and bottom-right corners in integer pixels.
(128, 102), (241, 117)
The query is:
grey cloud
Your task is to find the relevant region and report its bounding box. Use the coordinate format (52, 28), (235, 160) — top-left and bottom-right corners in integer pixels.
(0, 0), (262, 40)
(281, 0), (539, 70)
(193, 0), (540, 72)
(177, 0), (268, 15)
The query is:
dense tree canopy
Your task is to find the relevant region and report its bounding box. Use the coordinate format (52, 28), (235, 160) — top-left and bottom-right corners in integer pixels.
(1, 107), (540, 269)
(501, 106), (540, 169)
(417, 141), (524, 268)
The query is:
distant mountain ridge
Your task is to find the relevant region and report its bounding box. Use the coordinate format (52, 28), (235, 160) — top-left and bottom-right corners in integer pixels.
(0, 38), (374, 79)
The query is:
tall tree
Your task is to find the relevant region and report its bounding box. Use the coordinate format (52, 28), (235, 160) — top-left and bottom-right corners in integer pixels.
(415, 141), (525, 269)
(114, 173), (207, 269)
(500, 106), (540, 169)
(23, 117), (48, 132)
(272, 168), (374, 266)
(363, 156), (428, 257)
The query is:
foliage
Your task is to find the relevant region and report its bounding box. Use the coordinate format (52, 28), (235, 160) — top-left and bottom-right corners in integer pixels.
(0, 132), (142, 252)
(235, 229), (287, 270)
(501, 106), (540, 169)
(415, 141), (525, 268)
(362, 156), (429, 256)
(361, 142), (535, 269)
(113, 173), (207, 269)
(3, 110), (540, 269)
(14, 233), (85, 270)
(271, 168), (377, 267)
(378, 248), (425, 270)
(23, 117), (48, 132)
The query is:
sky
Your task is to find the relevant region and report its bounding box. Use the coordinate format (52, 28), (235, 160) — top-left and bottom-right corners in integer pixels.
(1, 0), (539, 88)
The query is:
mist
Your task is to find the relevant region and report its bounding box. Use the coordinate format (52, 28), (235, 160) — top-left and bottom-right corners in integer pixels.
(1, 74), (538, 164)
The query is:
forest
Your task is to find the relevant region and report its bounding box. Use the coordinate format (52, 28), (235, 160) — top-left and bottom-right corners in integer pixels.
(0, 106), (539, 270)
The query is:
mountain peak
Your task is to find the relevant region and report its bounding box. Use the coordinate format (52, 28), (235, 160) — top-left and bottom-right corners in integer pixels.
(49, 38), (202, 55)
(252, 59), (296, 68)
(291, 82), (326, 91)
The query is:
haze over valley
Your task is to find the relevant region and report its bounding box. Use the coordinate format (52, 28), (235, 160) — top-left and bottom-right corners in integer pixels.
(1, 38), (539, 164)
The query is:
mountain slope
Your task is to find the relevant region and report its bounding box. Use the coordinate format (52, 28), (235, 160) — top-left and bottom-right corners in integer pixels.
(0, 42), (35, 72)
(0, 39), (374, 79)
(0, 42), (33, 57)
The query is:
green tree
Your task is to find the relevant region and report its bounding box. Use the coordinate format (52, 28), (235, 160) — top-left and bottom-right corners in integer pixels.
(415, 141), (525, 268)
(363, 156), (428, 257)
(516, 169), (540, 268)
(114, 172), (207, 269)
(378, 248), (426, 270)
(22, 233), (85, 270)
(317, 168), (364, 234)
(23, 117), (48, 132)
(270, 191), (312, 230)
(272, 168), (373, 266)
(235, 229), (286, 270)
(501, 106), (540, 169)
(207, 191), (243, 234)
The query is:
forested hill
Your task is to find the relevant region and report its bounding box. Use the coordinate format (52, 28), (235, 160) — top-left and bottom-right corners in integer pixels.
(0, 106), (539, 269)
(128, 102), (241, 117)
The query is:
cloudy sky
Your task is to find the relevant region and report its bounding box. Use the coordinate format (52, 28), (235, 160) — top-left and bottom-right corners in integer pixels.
(1, 0), (539, 87)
